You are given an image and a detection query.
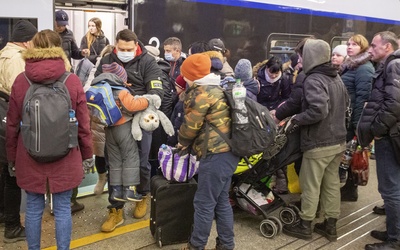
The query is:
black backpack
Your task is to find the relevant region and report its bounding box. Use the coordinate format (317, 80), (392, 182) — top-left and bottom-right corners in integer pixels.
(207, 90), (277, 157)
(21, 72), (79, 163)
(0, 91), (9, 165)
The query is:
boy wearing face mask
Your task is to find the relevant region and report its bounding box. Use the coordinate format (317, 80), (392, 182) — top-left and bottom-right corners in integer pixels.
(95, 29), (163, 232)
(163, 37), (186, 81)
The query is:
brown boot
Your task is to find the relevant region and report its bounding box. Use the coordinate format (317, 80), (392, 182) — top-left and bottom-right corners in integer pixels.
(101, 208), (124, 232)
(314, 218), (337, 242)
(133, 195), (148, 219)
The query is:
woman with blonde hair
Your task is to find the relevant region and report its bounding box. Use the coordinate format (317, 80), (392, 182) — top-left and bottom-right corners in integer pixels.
(80, 17), (110, 64)
(339, 34), (374, 202)
(6, 29), (93, 250)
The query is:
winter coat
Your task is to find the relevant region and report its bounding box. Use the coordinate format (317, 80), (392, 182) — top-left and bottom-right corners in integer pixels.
(0, 43), (26, 94)
(357, 50), (400, 147)
(6, 47), (93, 194)
(255, 61), (291, 110)
(167, 92), (185, 146)
(157, 59), (175, 118)
(340, 52), (374, 135)
(178, 73), (231, 158)
(168, 55), (185, 81)
(243, 78), (260, 102)
(95, 42), (164, 99)
(59, 28), (84, 63)
(292, 39), (348, 152)
(275, 71), (306, 121)
(80, 31), (110, 64)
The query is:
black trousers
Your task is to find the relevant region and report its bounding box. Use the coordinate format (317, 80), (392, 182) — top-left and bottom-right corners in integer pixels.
(1, 163), (21, 229)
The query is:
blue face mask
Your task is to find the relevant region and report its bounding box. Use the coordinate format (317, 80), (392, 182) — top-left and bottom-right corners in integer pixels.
(117, 51), (135, 63)
(164, 53), (175, 62)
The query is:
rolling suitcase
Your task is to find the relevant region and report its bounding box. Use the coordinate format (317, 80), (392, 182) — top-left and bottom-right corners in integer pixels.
(150, 175), (197, 247)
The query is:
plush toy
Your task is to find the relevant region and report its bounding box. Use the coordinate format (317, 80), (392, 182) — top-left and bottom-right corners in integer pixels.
(131, 94), (174, 141)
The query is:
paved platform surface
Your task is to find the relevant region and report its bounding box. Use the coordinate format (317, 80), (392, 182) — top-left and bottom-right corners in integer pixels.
(0, 159), (385, 250)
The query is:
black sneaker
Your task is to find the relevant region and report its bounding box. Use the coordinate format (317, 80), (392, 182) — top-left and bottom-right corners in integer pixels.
(4, 225), (26, 243)
(373, 205), (386, 215)
(124, 186), (143, 202)
(71, 202), (85, 214)
(370, 230), (388, 242)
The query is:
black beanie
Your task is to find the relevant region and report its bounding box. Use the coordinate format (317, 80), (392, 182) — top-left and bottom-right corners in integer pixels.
(11, 20), (38, 43)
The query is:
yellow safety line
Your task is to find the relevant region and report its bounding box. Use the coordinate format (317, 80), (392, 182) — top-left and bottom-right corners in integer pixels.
(42, 219), (150, 250)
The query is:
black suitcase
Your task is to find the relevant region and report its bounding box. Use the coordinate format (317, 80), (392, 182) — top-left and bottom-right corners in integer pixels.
(150, 175), (197, 248)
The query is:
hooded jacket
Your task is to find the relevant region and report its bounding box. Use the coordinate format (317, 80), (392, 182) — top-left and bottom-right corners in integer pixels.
(0, 43), (27, 94)
(340, 52), (374, 140)
(178, 73), (231, 158)
(6, 47), (92, 194)
(95, 41), (164, 99)
(292, 39), (348, 152)
(357, 50), (400, 147)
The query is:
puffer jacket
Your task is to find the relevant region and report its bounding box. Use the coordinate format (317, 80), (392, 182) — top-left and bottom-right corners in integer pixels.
(6, 47), (93, 194)
(357, 50), (400, 147)
(0, 43), (26, 94)
(292, 39), (348, 152)
(255, 60), (291, 110)
(80, 31), (110, 64)
(340, 52), (374, 133)
(95, 41), (164, 99)
(59, 28), (84, 62)
(178, 73), (231, 158)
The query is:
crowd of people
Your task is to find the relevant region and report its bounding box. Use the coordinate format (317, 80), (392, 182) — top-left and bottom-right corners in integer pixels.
(0, 9), (399, 250)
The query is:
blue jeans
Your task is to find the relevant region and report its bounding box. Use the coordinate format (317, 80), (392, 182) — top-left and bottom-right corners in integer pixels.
(190, 152), (239, 249)
(375, 137), (400, 242)
(25, 190), (72, 250)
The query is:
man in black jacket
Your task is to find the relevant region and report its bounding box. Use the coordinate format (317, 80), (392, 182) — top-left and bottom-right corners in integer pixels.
(54, 10), (89, 65)
(95, 29), (163, 232)
(282, 38), (348, 242)
(358, 31), (400, 250)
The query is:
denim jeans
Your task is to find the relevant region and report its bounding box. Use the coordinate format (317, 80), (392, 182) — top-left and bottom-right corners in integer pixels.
(190, 152), (239, 250)
(26, 189), (72, 250)
(375, 137), (400, 242)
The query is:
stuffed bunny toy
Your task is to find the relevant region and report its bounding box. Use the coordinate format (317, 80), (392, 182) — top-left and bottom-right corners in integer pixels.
(131, 94), (174, 141)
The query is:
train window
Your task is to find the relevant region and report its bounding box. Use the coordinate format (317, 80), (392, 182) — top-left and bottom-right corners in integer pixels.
(330, 36), (351, 50)
(266, 33), (312, 63)
(0, 18), (38, 50)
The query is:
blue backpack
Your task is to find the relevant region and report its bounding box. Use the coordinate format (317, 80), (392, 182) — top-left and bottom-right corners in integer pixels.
(86, 80), (127, 126)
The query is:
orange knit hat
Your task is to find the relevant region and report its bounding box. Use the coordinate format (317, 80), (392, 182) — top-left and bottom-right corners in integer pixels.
(180, 54), (211, 81)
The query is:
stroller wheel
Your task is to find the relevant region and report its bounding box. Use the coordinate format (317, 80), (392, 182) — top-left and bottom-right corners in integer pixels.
(279, 207), (297, 225)
(267, 216), (283, 235)
(259, 219), (278, 239)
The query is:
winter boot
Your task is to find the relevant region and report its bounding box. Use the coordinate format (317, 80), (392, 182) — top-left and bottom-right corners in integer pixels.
(101, 208), (124, 232)
(216, 237), (233, 250)
(124, 186), (143, 202)
(314, 218), (337, 241)
(283, 219), (312, 240)
(133, 194), (148, 219)
(110, 185), (126, 202)
(94, 173), (107, 195)
(4, 224), (26, 243)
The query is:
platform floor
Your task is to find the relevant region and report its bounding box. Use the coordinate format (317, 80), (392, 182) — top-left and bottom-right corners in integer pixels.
(0, 159), (385, 250)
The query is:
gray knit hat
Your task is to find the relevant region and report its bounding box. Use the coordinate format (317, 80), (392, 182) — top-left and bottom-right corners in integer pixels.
(234, 59), (253, 81)
(11, 20), (37, 42)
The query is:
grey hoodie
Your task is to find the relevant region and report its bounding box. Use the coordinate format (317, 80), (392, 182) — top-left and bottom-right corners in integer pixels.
(302, 39), (331, 74)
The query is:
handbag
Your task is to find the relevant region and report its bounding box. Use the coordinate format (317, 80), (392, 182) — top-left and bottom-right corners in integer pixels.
(389, 122), (400, 165)
(350, 146), (369, 186)
(158, 145), (199, 182)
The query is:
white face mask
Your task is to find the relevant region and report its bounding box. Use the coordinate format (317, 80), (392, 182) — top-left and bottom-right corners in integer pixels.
(117, 51), (135, 63)
(164, 52), (175, 61)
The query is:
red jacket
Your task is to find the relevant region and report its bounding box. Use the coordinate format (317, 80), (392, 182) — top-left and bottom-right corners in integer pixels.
(6, 47), (93, 194)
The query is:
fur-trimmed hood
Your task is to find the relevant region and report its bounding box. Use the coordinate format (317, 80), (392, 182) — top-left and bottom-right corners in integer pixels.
(202, 50), (224, 71)
(253, 59), (268, 77)
(340, 51), (372, 72)
(22, 47), (71, 83)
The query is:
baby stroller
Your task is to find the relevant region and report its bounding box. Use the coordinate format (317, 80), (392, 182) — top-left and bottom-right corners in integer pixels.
(231, 116), (302, 239)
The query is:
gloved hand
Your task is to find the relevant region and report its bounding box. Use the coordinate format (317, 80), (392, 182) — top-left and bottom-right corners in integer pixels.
(8, 162), (16, 177)
(83, 158), (95, 174)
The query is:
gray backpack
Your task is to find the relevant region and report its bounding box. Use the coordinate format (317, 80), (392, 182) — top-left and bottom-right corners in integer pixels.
(21, 72), (78, 163)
